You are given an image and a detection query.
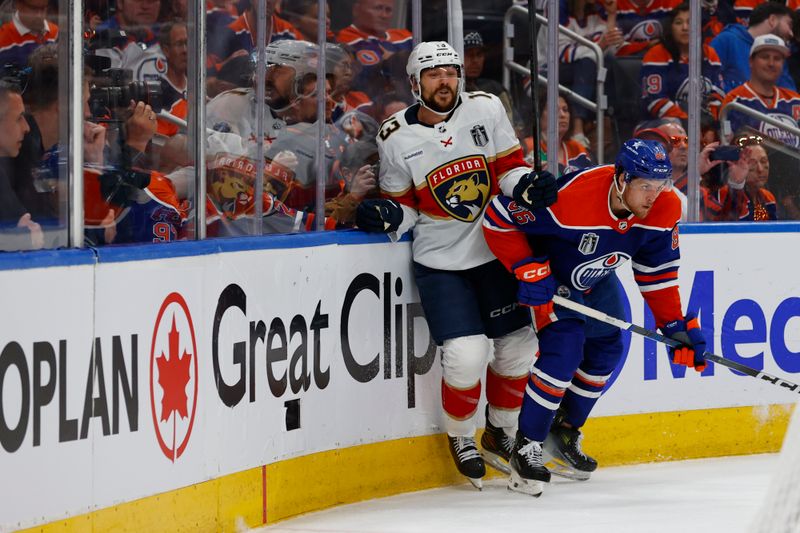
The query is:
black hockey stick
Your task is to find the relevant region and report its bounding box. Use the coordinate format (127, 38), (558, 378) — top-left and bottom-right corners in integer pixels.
(551, 295), (800, 394)
(528, 0), (542, 173)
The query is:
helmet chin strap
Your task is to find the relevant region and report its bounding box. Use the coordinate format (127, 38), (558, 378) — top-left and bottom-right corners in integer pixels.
(612, 172), (633, 214)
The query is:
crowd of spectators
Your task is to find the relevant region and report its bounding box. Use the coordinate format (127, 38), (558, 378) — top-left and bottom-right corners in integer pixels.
(2, 0), (800, 252)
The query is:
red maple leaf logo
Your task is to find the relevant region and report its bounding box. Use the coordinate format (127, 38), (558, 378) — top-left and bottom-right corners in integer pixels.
(156, 314), (192, 422)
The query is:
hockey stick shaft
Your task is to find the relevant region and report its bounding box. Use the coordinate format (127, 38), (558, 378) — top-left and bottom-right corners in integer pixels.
(528, 0), (542, 173)
(551, 295), (800, 393)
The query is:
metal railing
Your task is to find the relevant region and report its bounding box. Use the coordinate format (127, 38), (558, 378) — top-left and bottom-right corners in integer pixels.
(719, 101), (800, 148)
(503, 4), (607, 163)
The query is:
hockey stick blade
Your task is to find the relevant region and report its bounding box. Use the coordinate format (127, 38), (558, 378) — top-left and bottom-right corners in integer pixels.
(551, 295), (800, 394)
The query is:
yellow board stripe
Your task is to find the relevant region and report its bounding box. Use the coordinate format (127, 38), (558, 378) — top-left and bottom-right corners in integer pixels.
(18, 404), (794, 532)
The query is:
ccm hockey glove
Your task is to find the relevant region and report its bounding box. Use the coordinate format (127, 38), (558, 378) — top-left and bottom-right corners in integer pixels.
(355, 199), (403, 233)
(662, 313), (707, 372)
(512, 257), (556, 307)
(512, 170), (558, 210)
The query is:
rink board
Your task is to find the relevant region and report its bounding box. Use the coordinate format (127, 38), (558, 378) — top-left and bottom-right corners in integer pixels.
(1, 227), (799, 531)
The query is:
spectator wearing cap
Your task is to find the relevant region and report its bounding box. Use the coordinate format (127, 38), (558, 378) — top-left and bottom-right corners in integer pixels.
(0, 0), (58, 69)
(711, 1), (795, 92)
(336, 0), (413, 102)
(463, 31), (516, 126)
(720, 34), (800, 150)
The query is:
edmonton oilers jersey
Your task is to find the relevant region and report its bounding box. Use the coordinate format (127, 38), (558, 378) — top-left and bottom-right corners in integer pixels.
(377, 91), (530, 271)
(483, 164), (685, 326)
(721, 83), (800, 149)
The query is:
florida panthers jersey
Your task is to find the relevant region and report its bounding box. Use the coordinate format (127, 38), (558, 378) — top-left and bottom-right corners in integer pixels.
(483, 165), (685, 327)
(377, 91), (530, 271)
(205, 88), (287, 151)
(721, 83), (800, 149)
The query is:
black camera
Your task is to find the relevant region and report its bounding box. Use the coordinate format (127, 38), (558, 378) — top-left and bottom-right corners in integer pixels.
(89, 67), (162, 117)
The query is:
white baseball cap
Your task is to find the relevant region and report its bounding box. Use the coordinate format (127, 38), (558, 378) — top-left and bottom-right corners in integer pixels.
(750, 34), (790, 58)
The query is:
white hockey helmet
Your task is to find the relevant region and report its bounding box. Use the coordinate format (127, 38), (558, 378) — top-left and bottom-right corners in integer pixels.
(263, 39), (320, 106)
(406, 41), (464, 114)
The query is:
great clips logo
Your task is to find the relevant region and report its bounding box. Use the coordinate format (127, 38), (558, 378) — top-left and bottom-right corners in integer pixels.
(571, 252), (631, 290)
(150, 292), (198, 462)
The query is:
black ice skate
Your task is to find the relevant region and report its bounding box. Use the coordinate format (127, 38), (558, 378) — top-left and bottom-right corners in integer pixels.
(481, 405), (513, 474)
(448, 435), (486, 489)
(543, 413), (598, 481)
(507, 431), (551, 497)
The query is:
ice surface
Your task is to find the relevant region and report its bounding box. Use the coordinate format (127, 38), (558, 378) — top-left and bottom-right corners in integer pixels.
(253, 454), (778, 533)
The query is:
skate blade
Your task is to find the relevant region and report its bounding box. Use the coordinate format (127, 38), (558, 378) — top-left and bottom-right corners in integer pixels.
(482, 450), (511, 475)
(543, 439), (592, 481)
(544, 457), (592, 481)
(468, 477), (483, 490)
(507, 470), (544, 497)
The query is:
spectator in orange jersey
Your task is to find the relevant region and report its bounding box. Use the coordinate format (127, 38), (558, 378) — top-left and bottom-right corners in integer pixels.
(525, 94), (593, 176)
(156, 21), (188, 137)
(719, 34), (800, 149)
(0, 0), (58, 69)
(206, 0), (238, 37)
(336, 0), (413, 102)
(207, 0), (302, 73)
(632, 118), (752, 222)
(281, 0), (336, 42)
(614, 0), (681, 57)
(327, 43), (374, 122)
(735, 142), (777, 220)
(640, 2), (725, 121)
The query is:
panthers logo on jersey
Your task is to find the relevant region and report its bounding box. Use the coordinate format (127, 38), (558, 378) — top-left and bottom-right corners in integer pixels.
(427, 155), (491, 222)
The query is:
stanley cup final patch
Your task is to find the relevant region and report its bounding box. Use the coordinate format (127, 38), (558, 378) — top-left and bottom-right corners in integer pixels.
(470, 124), (489, 147)
(427, 155), (492, 222)
(578, 232), (599, 255)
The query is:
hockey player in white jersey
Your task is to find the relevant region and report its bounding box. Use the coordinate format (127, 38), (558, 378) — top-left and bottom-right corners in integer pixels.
(356, 41), (558, 488)
(205, 39), (319, 155)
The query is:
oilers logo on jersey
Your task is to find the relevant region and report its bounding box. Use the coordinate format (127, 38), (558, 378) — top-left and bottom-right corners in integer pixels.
(428, 156), (491, 222)
(626, 20), (663, 43)
(571, 252), (631, 290)
(758, 113), (800, 148)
